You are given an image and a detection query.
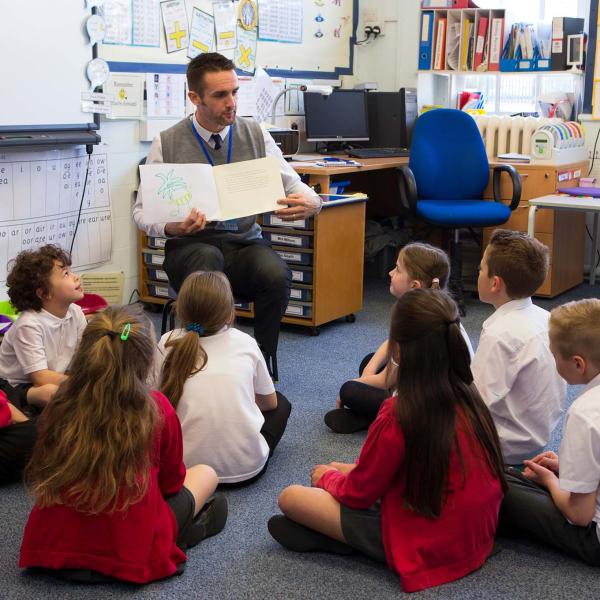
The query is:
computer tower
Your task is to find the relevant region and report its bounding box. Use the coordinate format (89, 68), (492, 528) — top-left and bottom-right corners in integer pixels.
(365, 88), (417, 149)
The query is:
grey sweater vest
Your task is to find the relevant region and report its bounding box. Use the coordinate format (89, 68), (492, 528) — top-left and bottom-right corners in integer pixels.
(160, 116), (267, 240)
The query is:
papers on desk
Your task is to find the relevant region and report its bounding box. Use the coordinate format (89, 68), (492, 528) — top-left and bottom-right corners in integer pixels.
(140, 156), (284, 223)
(497, 152), (530, 163)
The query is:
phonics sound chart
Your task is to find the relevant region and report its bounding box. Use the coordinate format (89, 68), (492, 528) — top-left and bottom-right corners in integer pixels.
(0, 147), (112, 283)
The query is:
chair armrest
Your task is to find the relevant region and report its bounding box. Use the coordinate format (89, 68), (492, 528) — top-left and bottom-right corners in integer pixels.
(397, 165), (418, 213)
(492, 164), (521, 211)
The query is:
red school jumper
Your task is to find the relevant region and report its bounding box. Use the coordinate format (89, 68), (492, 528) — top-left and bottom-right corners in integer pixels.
(20, 392), (187, 584)
(316, 398), (503, 593)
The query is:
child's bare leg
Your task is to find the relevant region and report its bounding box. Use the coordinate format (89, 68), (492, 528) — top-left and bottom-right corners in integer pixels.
(26, 384), (58, 408)
(278, 484), (347, 543)
(184, 464), (219, 516)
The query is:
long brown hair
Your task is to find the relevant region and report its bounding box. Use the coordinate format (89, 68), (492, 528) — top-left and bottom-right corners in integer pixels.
(160, 271), (234, 409)
(399, 242), (450, 289)
(389, 289), (506, 518)
(25, 305), (158, 514)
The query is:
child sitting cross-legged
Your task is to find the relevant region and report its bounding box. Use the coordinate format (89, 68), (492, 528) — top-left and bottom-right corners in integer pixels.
(498, 298), (600, 567)
(0, 244), (85, 484)
(324, 242), (473, 434)
(20, 306), (227, 584)
(472, 229), (566, 466)
(158, 271), (291, 486)
(269, 289), (506, 593)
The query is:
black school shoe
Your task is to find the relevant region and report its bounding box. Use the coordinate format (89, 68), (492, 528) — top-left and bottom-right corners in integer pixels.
(268, 515), (354, 555)
(181, 493), (228, 549)
(324, 408), (372, 434)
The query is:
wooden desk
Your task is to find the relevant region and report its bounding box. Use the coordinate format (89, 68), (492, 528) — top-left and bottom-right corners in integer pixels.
(483, 161), (587, 297)
(528, 194), (600, 285)
(291, 156), (409, 191)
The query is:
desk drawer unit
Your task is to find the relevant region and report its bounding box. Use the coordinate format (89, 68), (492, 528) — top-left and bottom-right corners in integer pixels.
(483, 161), (587, 297)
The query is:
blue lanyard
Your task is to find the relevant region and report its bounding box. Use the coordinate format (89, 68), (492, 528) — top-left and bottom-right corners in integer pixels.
(190, 121), (233, 166)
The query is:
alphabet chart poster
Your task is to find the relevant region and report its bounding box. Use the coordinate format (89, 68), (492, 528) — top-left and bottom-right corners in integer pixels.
(0, 147), (112, 284)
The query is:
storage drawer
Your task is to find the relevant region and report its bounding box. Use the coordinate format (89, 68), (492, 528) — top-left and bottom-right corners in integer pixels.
(147, 280), (170, 299)
(262, 214), (314, 230)
(285, 302), (313, 319)
(234, 300), (253, 311)
(275, 249), (313, 266)
(290, 267), (313, 284)
(142, 249), (165, 266)
(147, 236), (167, 249)
(263, 229), (313, 248)
(146, 267), (169, 282)
(289, 287), (313, 302)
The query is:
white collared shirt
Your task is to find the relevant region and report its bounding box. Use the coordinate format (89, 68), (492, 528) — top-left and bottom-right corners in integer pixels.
(471, 298), (566, 464)
(133, 114), (318, 238)
(559, 372), (600, 539)
(157, 326), (275, 483)
(0, 304), (87, 385)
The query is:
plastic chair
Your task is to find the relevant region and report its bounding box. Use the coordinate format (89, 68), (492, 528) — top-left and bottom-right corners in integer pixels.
(397, 108), (521, 312)
(76, 293), (109, 316)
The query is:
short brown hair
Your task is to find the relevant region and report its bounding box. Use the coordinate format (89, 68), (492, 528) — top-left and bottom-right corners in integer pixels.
(7, 244), (72, 312)
(187, 52), (235, 96)
(486, 229), (548, 299)
(399, 242), (450, 289)
(550, 299), (600, 367)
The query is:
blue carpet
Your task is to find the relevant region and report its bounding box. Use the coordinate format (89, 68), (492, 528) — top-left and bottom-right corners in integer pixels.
(1, 276), (599, 599)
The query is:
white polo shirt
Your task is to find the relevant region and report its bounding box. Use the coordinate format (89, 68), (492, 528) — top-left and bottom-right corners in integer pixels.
(157, 326), (275, 483)
(0, 304), (87, 385)
(471, 298), (566, 464)
(559, 372), (600, 540)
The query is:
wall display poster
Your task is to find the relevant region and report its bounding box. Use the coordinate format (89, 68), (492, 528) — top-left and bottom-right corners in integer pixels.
(0, 147), (112, 285)
(161, 0), (189, 53)
(187, 7), (215, 59)
(235, 25), (258, 73)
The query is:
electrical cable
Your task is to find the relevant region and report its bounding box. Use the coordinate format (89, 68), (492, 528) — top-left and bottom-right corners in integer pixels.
(588, 126), (600, 176)
(69, 145), (94, 257)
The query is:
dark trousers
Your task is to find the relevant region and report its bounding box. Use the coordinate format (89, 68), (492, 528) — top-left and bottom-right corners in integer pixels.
(339, 352), (388, 423)
(0, 379), (37, 484)
(220, 392), (291, 488)
(164, 237), (291, 357)
(0, 420), (37, 484)
(498, 470), (600, 566)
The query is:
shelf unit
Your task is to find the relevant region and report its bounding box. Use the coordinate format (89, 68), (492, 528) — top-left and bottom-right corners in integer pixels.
(138, 197), (367, 333)
(417, 69), (584, 115)
(418, 6), (584, 115)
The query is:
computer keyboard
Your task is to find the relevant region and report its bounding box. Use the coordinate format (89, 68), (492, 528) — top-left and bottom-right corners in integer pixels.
(347, 147), (410, 159)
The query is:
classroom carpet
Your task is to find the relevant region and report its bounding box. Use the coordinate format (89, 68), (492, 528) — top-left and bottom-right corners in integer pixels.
(1, 274), (599, 600)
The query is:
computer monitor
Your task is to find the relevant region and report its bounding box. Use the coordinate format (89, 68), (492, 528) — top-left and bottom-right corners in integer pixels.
(366, 88), (417, 148)
(304, 90), (369, 142)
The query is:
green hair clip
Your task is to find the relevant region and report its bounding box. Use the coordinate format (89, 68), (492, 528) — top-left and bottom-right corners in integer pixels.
(120, 323), (131, 341)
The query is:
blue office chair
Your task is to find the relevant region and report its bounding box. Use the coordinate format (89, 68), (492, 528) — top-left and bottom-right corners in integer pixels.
(397, 108), (521, 312)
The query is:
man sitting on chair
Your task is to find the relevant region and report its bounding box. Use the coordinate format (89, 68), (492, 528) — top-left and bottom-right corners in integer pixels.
(133, 53), (321, 376)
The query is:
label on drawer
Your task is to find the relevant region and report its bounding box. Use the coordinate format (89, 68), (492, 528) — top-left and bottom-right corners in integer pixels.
(270, 233), (303, 246)
(291, 269), (312, 283)
(285, 304), (303, 316)
(266, 215), (307, 228)
(278, 251), (301, 261)
(151, 254), (164, 265)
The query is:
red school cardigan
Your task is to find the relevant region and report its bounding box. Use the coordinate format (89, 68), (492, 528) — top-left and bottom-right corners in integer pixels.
(20, 391), (187, 584)
(316, 398), (503, 593)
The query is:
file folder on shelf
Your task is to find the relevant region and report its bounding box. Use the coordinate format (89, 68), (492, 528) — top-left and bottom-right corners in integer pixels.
(433, 17), (447, 70)
(473, 15), (488, 70)
(419, 10), (434, 69)
(488, 17), (504, 71)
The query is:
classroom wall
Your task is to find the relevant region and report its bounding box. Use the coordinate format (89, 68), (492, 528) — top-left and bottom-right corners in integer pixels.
(102, 1), (422, 302)
(344, 0), (420, 91)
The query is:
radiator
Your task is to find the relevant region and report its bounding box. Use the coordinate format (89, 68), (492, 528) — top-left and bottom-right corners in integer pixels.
(473, 115), (561, 159)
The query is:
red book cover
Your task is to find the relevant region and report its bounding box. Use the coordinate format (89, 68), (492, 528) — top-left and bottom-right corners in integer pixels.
(473, 16), (488, 70)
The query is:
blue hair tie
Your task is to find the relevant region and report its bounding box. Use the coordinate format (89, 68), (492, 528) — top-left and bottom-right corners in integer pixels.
(186, 323), (205, 335)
